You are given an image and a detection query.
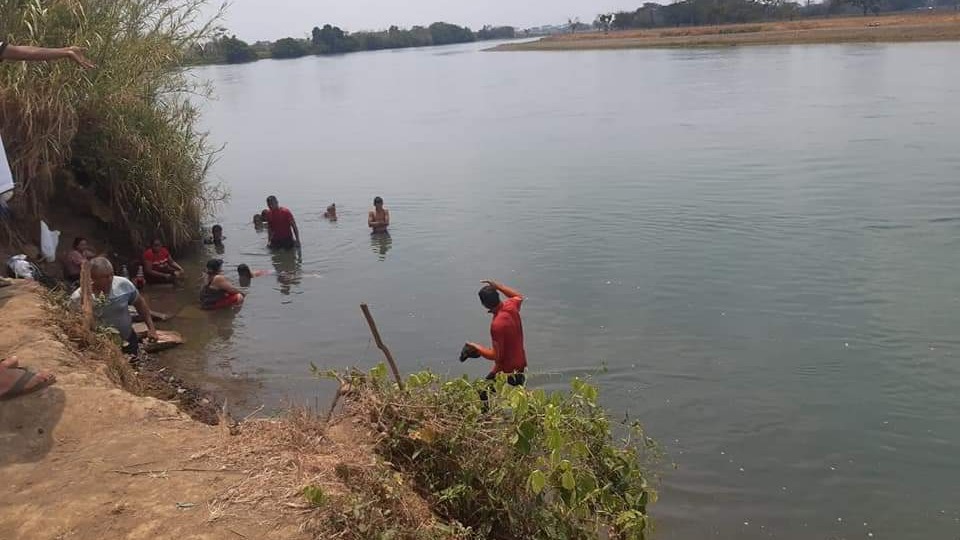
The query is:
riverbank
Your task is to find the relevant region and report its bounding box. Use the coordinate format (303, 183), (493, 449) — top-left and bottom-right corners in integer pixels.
(492, 12), (960, 51)
(0, 283), (656, 538)
(0, 283), (438, 539)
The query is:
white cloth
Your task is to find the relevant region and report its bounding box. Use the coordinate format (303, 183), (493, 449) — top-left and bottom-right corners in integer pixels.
(0, 133), (13, 196)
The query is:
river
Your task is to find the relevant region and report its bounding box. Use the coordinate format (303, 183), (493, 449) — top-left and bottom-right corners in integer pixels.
(160, 41), (960, 538)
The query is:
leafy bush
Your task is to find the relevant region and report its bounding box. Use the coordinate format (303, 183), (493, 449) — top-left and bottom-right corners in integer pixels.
(338, 365), (659, 539)
(271, 37), (309, 59)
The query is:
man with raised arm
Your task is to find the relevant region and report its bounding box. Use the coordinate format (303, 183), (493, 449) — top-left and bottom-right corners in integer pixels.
(467, 279), (528, 388)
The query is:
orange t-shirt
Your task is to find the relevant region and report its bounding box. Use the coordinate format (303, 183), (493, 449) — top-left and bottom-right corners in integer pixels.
(490, 297), (527, 374)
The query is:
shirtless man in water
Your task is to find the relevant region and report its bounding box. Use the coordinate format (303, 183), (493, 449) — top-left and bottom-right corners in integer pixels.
(368, 196), (389, 233)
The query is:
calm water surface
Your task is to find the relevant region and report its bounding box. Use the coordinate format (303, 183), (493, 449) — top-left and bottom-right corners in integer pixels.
(163, 41), (960, 539)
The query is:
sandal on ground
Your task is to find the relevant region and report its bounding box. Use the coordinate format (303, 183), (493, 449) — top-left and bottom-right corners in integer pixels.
(0, 367), (56, 400)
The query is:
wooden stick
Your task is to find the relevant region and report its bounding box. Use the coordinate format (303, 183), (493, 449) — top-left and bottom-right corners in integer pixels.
(360, 303), (404, 390)
(80, 260), (94, 331)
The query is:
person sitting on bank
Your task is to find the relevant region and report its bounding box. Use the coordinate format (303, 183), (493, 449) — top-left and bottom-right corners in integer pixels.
(71, 257), (158, 355)
(368, 196), (389, 234)
(466, 279), (527, 388)
(63, 236), (95, 283)
(324, 203), (337, 221)
(201, 259), (244, 310)
(265, 195), (301, 249)
(142, 238), (184, 285)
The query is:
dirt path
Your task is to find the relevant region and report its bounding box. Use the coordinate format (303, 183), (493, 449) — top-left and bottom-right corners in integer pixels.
(0, 283), (305, 540)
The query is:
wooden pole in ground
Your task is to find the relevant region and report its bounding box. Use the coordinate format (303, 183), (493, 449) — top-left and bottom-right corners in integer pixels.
(360, 303), (404, 390)
(80, 261), (94, 331)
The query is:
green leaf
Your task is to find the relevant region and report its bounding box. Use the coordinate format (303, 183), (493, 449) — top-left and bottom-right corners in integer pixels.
(302, 485), (325, 507)
(528, 470), (546, 495)
(561, 470), (576, 491)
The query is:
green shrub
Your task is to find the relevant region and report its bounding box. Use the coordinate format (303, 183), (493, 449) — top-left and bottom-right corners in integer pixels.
(337, 365), (659, 539)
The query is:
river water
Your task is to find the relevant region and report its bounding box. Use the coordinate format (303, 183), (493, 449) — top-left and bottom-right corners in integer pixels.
(162, 41), (960, 538)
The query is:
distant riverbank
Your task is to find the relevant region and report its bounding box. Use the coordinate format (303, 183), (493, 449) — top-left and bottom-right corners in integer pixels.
(492, 12), (960, 51)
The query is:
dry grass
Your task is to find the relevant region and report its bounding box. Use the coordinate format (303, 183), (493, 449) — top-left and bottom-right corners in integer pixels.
(207, 405), (458, 539)
(494, 12), (960, 51)
(43, 287), (145, 393)
(0, 0), (225, 251)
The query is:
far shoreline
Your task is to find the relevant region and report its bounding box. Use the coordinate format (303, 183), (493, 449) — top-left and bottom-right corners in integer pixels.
(491, 12), (960, 51)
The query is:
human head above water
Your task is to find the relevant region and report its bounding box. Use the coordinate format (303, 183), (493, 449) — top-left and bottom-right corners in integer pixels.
(237, 264), (252, 280)
(266, 195), (279, 210)
(206, 258), (223, 275)
(373, 196), (383, 208)
(212, 224), (223, 240)
(478, 284), (501, 311)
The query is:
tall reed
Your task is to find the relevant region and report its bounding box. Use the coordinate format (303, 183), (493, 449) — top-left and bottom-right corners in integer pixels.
(0, 0), (225, 249)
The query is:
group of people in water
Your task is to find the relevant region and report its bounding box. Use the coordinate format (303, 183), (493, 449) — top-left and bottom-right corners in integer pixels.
(1, 40), (527, 405)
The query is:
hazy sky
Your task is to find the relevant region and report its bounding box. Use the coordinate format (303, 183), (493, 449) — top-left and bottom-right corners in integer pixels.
(206, 0), (649, 42)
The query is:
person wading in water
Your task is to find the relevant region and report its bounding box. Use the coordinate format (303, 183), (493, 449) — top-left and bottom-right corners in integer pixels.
(368, 196), (390, 234)
(265, 195), (301, 249)
(201, 259), (244, 310)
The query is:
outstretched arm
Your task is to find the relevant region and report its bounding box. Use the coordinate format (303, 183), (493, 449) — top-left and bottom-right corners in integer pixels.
(481, 280), (523, 301)
(0, 44), (95, 68)
(133, 294), (158, 341)
(291, 218), (301, 245)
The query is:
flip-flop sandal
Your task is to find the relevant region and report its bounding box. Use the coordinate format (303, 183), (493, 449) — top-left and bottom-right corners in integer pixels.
(0, 368), (55, 400)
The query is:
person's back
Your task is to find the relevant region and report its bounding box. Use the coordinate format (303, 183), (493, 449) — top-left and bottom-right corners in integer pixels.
(490, 296), (526, 374)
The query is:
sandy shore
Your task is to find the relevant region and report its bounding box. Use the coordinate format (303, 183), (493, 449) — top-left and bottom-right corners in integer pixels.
(493, 12), (960, 51)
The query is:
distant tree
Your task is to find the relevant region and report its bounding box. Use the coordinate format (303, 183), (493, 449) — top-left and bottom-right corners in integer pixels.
(271, 37), (308, 59)
(477, 25), (517, 40)
(594, 13), (614, 33)
(845, 0), (882, 14)
(428, 22), (475, 45)
(219, 35), (256, 63)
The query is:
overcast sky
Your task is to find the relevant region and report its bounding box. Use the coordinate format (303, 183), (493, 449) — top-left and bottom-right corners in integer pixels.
(206, 0), (650, 42)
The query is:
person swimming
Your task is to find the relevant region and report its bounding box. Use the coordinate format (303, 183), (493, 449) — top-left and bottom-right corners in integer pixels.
(324, 203), (337, 221)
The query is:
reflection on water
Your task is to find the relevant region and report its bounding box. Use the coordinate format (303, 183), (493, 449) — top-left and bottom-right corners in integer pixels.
(269, 247), (302, 295)
(370, 232), (392, 261)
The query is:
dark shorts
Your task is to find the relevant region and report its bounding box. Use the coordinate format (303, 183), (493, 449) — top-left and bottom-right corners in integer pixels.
(269, 237), (296, 250)
(480, 371), (526, 404)
(145, 266), (177, 284)
(485, 371), (526, 387)
(123, 331), (140, 356)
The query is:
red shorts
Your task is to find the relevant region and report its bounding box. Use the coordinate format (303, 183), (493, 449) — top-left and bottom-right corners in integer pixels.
(206, 292), (243, 310)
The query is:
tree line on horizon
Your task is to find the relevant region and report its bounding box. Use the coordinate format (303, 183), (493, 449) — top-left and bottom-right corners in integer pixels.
(592, 0), (958, 32)
(188, 22), (517, 64)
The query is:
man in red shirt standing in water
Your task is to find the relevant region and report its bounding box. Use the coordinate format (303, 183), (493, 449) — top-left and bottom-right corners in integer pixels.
(265, 195), (301, 250)
(467, 279), (527, 388)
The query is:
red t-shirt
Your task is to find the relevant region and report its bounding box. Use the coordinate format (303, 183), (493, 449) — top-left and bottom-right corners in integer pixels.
(490, 297), (527, 374)
(267, 207), (295, 240)
(143, 247), (171, 266)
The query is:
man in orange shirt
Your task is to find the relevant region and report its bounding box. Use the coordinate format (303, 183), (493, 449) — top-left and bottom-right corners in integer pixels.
(265, 195), (301, 249)
(467, 279), (527, 388)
